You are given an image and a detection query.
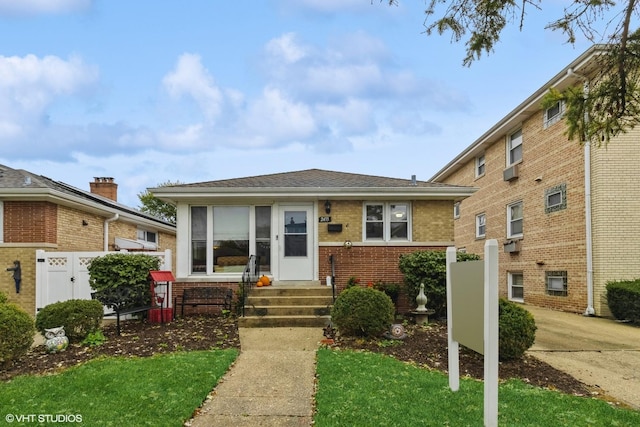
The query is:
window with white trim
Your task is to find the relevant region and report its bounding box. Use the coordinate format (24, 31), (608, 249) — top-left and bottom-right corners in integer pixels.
(546, 271), (568, 296)
(453, 202), (460, 219)
(544, 101), (565, 128)
(364, 202), (410, 241)
(508, 272), (524, 302)
(507, 129), (523, 165)
(545, 184), (567, 213)
(190, 205), (271, 274)
(475, 213), (486, 239)
(475, 154), (486, 177)
(507, 201), (523, 238)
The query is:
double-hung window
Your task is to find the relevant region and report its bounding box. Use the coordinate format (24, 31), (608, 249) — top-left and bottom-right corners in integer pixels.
(137, 228), (157, 247)
(507, 129), (523, 165)
(475, 213), (486, 239)
(364, 202), (410, 242)
(507, 201), (523, 238)
(508, 272), (524, 302)
(475, 154), (486, 177)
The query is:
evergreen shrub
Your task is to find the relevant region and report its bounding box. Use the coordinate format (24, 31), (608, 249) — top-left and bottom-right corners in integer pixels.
(35, 299), (104, 343)
(499, 299), (536, 361)
(0, 303), (35, 367)
(331, 287), (395, 337)
(606, 280), (640, 323)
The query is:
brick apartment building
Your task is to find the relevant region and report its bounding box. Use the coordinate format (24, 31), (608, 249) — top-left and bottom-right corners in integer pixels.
(431, 45), (640, 317)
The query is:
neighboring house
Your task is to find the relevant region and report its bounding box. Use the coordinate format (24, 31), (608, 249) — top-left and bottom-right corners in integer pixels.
(0, 165), (176, 315)
(150, 169), (475, 312)
(431, 45), (638, 317)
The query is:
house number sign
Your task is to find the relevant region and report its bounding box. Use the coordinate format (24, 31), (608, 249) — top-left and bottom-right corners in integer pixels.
(319, 216), (331, 223)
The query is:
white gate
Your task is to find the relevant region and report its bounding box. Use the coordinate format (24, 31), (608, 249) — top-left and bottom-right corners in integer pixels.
(35, 250), (172, 315)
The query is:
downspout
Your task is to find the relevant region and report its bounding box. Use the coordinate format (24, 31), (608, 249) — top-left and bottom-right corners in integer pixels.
(568, 68), (595, 316)
(104, 213), (119, 251)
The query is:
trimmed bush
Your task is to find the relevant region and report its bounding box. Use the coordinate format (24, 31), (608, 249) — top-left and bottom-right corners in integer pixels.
(0, 303), (35, 367)
(499, 299), (536, 361)
(35, 299), (104, 343)
(606, 280), (640, 323)
(0, 290), (8, 304)
(398, 250), (480, 318)
(88, 253), (160, 310)
(331, 287), (395, 337)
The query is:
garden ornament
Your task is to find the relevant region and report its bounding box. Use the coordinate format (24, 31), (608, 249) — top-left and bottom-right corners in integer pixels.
(6, 260), (21, 293)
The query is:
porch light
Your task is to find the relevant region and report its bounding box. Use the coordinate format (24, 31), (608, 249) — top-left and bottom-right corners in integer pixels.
(324, 200), (331, 214)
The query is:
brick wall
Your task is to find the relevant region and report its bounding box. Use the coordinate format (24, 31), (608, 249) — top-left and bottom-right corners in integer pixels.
(172, 281), (239, 316)
(4, 201), (57, 244)
(442, 110), (590, 314)
(590, 130), (640, 316)
(0, 247), (39, 315)
(319, 245), (446, 313)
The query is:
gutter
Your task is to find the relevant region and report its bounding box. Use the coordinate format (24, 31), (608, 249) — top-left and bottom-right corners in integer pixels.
(568, 68), (595, 316)
(104, 213), (119, 251)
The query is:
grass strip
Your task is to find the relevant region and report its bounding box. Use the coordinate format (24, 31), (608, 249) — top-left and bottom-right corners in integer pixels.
(0, 349), (238, 426)
(315, 349), (640, 426)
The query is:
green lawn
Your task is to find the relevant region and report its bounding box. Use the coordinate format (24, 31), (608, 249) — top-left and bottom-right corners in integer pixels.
(315, 349), (640, 426)
(0, 349), (238, 427)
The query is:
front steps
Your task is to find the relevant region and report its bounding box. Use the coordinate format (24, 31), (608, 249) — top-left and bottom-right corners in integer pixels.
(239, 285), (333, 328)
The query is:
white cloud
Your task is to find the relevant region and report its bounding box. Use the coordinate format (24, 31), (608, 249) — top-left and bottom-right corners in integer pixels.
(240, 87), (317, 147)
(0, 0), (91, 15)
(315, 98), (373, 134)
(162, 53), (224, 123)
(279, 0), (370, 14)
(265, 33), (307, 64)
(0, 54), (98, 140)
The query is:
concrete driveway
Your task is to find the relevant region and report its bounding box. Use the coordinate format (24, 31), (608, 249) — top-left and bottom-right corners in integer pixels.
(525, 305), (640, 409)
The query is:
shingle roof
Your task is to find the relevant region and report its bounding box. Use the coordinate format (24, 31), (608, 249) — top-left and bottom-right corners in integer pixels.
(167, 169), (463, 189)
(0, 164), (174, 227)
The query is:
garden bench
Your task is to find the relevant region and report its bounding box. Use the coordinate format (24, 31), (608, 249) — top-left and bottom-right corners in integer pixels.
(93, 287), (153, 336)
(173, 287), (233, 318)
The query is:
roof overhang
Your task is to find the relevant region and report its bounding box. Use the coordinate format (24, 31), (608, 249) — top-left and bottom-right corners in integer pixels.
(430, 45), (607, 182)
(151, 185), (477, 203)
(0, 188), (176, 233)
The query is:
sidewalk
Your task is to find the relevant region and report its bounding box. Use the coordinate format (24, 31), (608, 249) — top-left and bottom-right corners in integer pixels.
(526, 305), (640, 409)
(188, 327), (323, 427)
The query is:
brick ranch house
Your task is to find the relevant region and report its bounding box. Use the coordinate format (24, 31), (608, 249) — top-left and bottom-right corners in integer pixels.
(0, 164), (176, 315)
(150, 169), (476, 313)
(431, 45), (640, 317)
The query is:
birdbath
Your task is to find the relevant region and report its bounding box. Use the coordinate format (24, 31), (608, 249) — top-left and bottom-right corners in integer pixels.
(411, 283), (435, 325)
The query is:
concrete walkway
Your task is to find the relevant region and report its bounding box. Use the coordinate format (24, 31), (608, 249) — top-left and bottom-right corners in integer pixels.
(526, 305), (640, 409)
(188, 327), (324, 427)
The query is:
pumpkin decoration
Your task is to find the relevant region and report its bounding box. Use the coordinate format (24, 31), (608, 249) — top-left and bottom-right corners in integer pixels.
(256, 280), (263, 287)
(260, 275), (271, 286)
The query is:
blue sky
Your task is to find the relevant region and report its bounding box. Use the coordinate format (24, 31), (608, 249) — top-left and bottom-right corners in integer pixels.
(0, 0), (596, 207)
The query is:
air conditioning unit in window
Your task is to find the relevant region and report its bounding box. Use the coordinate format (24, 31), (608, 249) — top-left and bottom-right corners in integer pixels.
(503, 240), (521, 253)
(503, 164), (519, 181)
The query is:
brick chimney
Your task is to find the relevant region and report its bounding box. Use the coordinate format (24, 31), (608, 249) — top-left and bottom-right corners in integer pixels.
(90, 177), (118, 202)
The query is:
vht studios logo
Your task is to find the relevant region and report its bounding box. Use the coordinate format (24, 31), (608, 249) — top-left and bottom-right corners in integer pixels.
(5, 414), (83, 423)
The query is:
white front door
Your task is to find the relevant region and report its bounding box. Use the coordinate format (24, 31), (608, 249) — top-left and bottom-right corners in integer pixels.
(278, 205), (314, 281)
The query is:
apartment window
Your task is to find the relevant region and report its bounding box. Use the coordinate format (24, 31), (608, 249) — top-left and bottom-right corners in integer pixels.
(546, 271), (568, 297)
(475, 154), (486, 177)
(507, 201), (523, 238)
(545, 184), (567, 213)
(453, 202), (460, 219)
(507, 129), (523, 165)
(364, 202), (410, 241)
(544, 101), (565, 128)
(508, 272), (524, 302)
(475, 213), (486, 239)
(213, 206), (250, 271)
